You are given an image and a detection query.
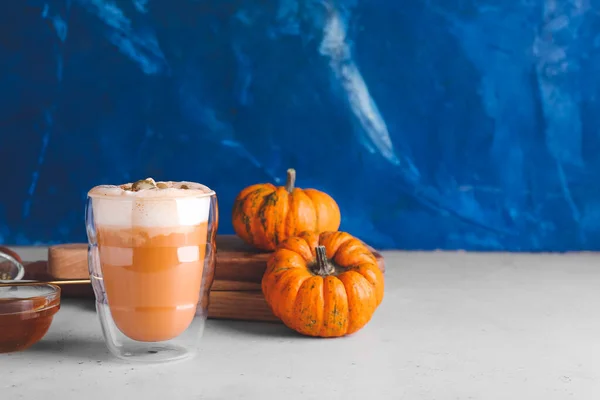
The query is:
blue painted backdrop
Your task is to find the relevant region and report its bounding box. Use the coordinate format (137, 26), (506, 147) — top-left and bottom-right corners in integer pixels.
(1, 0), (599, 251)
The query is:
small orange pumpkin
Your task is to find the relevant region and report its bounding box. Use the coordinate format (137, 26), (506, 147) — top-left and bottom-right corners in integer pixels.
(262, 231), (384, 337)
(231, 168), (341, 251)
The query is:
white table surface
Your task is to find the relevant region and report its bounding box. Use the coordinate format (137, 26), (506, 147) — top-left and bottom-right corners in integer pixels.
(2, 249), (600, 399)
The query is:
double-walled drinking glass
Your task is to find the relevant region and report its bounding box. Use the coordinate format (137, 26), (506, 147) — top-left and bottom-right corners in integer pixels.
(85, 182), (218, 363)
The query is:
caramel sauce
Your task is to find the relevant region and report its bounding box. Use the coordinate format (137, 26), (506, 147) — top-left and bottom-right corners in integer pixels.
(0, 295), (60, 353)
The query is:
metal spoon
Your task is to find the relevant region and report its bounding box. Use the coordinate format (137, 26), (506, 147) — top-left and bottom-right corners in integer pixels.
(0, 279), (91, 287)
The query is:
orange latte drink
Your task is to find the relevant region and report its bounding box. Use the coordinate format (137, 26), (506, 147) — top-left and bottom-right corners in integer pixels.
(88, 179), (213, 342)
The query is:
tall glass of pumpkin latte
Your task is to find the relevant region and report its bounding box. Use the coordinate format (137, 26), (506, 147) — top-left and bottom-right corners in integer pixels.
(86, 178), (218, 363)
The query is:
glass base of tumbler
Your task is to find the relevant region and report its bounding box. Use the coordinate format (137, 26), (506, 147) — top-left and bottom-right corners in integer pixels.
(96, 302), (205, 364)
(114, 343), (192, 363)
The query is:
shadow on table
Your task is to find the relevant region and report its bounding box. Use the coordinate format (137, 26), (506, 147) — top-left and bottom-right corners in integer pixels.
(61, 297), (96, 312)
(28, 337), (113, 362)
(207, 319), (316, 339)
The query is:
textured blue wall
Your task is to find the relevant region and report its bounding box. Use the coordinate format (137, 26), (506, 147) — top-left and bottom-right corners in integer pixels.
(1, 0), (599, 251)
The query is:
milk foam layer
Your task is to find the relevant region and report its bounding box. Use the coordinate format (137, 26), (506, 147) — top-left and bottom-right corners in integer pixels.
(88, 181), (213, 228)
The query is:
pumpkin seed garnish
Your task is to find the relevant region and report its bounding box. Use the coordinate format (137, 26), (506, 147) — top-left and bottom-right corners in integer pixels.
(131, 178), (157, 191)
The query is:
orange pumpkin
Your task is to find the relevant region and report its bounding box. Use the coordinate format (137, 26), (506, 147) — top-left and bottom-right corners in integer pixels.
(231, 168), (341, 251)
(262, 231), (384, 337)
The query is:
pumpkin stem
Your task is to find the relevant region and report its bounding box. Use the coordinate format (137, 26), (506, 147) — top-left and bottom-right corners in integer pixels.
(314, 246), (334, 276)
(285, 168), (296, 193)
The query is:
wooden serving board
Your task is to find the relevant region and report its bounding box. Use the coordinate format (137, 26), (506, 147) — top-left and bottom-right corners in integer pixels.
(21, 235), (385, 323)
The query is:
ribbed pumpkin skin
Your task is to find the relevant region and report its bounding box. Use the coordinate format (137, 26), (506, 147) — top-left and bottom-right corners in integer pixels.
(261, 231), (384, 337)
(231, 169), (341, 251)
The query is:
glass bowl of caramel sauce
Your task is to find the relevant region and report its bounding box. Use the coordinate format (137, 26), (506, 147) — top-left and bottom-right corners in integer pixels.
(0, 284), (61, 353)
